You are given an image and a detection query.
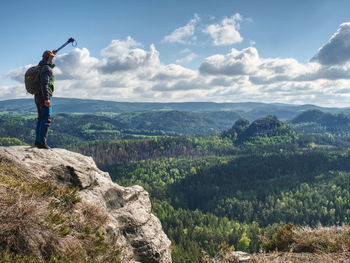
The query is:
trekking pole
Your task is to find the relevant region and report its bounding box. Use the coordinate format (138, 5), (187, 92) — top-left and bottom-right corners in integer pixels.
(54, 37), (77, 54)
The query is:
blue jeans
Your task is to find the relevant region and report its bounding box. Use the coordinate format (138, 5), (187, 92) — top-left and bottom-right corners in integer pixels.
(35, 96), (52, 145)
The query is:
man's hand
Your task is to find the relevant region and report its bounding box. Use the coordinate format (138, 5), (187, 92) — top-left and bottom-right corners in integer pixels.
(44, 100), (51, 107)
(52, 50), (57, 55)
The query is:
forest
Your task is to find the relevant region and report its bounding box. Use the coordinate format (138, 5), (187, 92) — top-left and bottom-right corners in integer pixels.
(1, 107), (350, 262)
(72, 138), (349, 262)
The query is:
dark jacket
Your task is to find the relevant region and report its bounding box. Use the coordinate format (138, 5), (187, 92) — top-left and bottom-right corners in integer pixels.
(37, 59), (55, 101)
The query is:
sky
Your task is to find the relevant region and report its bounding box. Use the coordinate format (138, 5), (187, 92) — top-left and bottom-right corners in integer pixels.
(2, 0), (350, 107)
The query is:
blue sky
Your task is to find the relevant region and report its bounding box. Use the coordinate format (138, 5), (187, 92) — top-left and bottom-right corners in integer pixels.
(2, 0), (350, 106)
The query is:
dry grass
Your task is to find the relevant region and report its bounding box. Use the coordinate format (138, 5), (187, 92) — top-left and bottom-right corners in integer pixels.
(261, 223), (350, 254)
(0, 157), (121, 263)
(0, 189), (58, 258)
(249, 251), (350, 263)
(252, 224), (350, 263)
(291, 226), (350, 253)
(202, 224), (350, 263)
(202, 242), (240, 263)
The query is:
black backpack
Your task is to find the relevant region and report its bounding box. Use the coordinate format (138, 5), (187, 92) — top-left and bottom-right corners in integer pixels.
(24, 65), (42, 95)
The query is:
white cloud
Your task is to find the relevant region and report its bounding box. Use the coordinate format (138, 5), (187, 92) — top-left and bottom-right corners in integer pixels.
(6, 64), (33, 83)
(55, 48), (99, 80)
(204, 13), (243, 46)
(176, 53), (197, 64)
(249, 40), (256, 46)
(162, 14), (200, 44)
(312, 23), (350, 65)
(175, 49), (198, 64)
(198, 46), (350, 84)
(99, 37), (160, 73)
(152, 64), (196, 81)
(0, 83), (26, 98)
(199, 47), (260, 75)
(100, 36), (141, 57)
(5, 23), (350, 106)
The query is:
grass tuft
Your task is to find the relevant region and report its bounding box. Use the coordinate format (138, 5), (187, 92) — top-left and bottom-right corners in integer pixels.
(261, 223), (350, 254)
(0, 157), (121, 263)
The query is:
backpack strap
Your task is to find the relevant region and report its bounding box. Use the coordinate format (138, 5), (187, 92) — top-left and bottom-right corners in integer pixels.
(39, 65), (44, 81)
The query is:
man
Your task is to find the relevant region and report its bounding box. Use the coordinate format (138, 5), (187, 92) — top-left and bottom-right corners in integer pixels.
(34, 50), (56, 149)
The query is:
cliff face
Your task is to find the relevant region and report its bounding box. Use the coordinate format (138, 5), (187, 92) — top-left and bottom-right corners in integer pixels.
(0, 146), (172, 263)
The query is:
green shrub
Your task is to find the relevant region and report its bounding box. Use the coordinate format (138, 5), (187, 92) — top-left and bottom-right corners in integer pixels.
(0, 249), (38, 263)
(0, 138), (28, 146)
(262, 223), (295, 252)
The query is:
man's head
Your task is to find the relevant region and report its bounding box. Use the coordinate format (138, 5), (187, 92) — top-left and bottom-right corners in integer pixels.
(42, 50), (56, 63)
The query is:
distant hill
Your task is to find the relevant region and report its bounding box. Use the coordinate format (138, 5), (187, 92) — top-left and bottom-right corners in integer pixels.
(290, 109), (350, 133)
(245, 116), (292, 137)
(115, 110), (240, 136)
(290, 109), (326, 124)
(222, 115), (297, 145)
(0, 98), (345, 121)
(0, 110), (241, 147)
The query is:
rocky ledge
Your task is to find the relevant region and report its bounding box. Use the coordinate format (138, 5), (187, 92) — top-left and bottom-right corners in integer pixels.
(0, 146), (172, 263)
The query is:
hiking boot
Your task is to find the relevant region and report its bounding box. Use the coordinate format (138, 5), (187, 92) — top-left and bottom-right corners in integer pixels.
(38, 144), (51, 149)
(33, 141), (41, 148)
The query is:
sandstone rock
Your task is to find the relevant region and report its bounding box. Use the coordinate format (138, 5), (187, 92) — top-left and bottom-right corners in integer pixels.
(232, 251), (251, 262)
(0, 146), (172, 263)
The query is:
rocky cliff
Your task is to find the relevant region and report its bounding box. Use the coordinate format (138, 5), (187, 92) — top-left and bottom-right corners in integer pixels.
(0, 146), (171, 263)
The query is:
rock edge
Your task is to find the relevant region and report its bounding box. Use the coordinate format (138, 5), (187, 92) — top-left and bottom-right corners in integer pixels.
(0, 146), (172, 263)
